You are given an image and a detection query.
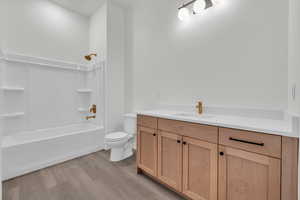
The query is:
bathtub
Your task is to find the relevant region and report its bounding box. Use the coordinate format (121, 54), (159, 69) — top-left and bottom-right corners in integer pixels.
(2, 123), (105, 180)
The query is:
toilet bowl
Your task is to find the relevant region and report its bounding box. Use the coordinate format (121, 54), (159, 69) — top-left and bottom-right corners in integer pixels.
(105, 113), (137, 162)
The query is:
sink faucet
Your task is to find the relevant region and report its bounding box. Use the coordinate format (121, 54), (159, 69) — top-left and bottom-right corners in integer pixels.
(196, 101), (203, 114)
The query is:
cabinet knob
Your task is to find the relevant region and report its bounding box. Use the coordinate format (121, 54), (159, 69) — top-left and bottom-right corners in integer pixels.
(153, 133), (156, 136)
(177, 140), (181, 144)
(220, 152), (224, 156)
(183, 141), (187, 145)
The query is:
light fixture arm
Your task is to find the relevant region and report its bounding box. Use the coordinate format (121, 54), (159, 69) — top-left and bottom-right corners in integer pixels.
(178, 0), (213, 10)
(178, 0), (197, 10)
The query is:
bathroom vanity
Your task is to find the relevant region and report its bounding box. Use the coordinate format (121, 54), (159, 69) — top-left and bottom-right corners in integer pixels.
(136, 113), (298, 200)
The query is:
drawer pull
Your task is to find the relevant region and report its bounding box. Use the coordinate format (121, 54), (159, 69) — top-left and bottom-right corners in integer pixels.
(229, 137), (264, 146)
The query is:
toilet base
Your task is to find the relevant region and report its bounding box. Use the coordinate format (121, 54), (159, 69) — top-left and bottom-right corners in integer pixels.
(106, 135), (135, 162)
(110, 146), (133, 162)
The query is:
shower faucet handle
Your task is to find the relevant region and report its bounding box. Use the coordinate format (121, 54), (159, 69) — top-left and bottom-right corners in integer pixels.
(90, 104), (97, 114)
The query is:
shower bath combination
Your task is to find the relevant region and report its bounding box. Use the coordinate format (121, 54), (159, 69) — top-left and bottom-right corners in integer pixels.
(1, 49), (105, 180)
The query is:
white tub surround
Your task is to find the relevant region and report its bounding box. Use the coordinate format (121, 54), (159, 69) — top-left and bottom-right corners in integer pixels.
(1, 51), (103, 72)
(0, 112), (25, 119)
(0, 87), (25, 92)
(77, 89), (93, 93)
(0, 49), (4, 60)
(1, 50), (105, 132)
(137, 106), (299, 138)
(1, 50), (106, 180)
(2, 124), (104, 181)
(0, 49), (4, 197)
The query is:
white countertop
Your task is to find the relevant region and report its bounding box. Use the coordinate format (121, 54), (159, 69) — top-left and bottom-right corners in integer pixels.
(138, 110), (298, 138)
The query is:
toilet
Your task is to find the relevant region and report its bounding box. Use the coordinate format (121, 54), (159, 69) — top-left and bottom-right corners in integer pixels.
(105, 113), (137, 162)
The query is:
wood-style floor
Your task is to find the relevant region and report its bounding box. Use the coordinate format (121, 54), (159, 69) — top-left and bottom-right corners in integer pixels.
(3, 151), (183, 200)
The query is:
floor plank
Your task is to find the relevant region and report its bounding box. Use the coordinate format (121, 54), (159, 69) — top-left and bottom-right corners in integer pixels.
(3, 151), (184, 200)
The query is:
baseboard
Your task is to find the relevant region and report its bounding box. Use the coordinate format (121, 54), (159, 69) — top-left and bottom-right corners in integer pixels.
(2, 145), (104, 181)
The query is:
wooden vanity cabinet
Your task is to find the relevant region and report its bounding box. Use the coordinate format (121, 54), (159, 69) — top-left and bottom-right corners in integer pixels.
(137, 115), (298, 200)
(218, 145), (281, 200)
(158, 118), (219, 199)
(218, 128), (282, 200)
(138, 115), (219, 200)
(157, 131), (183, 191)
(137, 126), (158, 176)
(137, 115), (158, 177)
(182, 137), (218, 200)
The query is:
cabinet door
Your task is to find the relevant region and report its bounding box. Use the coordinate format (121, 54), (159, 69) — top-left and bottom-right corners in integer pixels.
(137, 126), (157, 176)
(157, 131), (182, 191)
(182, 137), (218, 200)
(218, 145), (281, 200)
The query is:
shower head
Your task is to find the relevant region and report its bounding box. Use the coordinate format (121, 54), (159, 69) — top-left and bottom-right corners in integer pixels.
(84, 53), (97, 61)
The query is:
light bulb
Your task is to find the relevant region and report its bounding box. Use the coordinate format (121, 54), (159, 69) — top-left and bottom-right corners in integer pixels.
(211, 0), (219, 5)
(193, 0), (206, 14)
(178, 7), (190, 21)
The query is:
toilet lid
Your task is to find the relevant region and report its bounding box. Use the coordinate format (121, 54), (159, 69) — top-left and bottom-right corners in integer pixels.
(105, 132), (128, 141)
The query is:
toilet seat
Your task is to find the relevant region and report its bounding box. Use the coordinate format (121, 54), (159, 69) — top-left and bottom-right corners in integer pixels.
(105, 132), (128, 142)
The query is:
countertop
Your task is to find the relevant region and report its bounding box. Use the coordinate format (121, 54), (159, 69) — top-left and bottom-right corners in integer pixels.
(137, 110), (298, 138)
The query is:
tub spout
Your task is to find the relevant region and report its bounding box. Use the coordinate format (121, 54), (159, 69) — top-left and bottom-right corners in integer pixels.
(86, 115), (96, 120)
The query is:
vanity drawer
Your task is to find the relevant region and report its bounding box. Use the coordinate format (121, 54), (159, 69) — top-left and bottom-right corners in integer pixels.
(137, 115), (158, 129)
(158, 118), (218, 143)
(219, 128), (282, 158)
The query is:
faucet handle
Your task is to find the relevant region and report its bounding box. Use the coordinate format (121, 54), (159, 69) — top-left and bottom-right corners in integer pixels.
(90, 104), (97, 113)
(196, 101), (203, 114)
(196, 101), (202, 108)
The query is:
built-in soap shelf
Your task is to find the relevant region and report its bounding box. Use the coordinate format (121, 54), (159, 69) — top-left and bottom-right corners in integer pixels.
(78, 108), (89, 112)
(0, 112), (25, 119)
(1, 87), (25, 92)
(0, 86), (26, 119)
(77, 89), (92, 93)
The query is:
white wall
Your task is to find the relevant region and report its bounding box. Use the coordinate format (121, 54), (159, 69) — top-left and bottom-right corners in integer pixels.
(124, 6), (134, 113)
(0, 0), (89, 63)
(106, 1), (125, 132)
(89, 2), (108, 128)
(288, 0), (300, 197)
(89, 2), (107, 59)
(89, 1), (125, 133)
(0, 51), (4, 199)
(288, 0), (300, 116)
(126, 0), (288, 111)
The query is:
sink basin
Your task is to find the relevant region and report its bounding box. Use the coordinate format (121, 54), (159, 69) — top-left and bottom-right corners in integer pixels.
(174, 113), (214, 119)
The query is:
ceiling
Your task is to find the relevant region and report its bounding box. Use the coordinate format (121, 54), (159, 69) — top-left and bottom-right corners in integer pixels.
(50, 0), (106, 16)
(50, 0), (133, 16)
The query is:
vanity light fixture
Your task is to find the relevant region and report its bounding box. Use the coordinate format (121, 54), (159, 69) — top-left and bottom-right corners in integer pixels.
(193, 0), (207, 13)
(178, 7), (191, 21)
(178, 0), (213, 21)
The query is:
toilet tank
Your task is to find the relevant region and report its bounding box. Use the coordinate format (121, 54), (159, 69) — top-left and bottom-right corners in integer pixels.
(124, 113), (137, 135)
